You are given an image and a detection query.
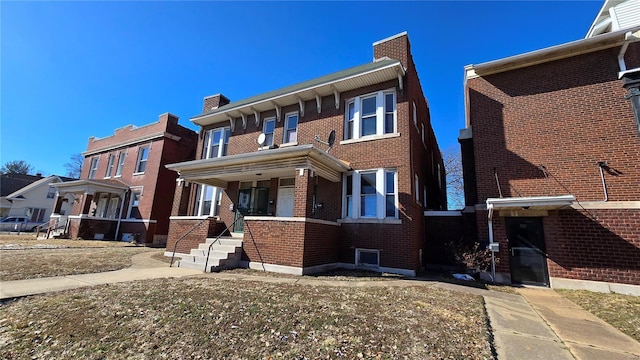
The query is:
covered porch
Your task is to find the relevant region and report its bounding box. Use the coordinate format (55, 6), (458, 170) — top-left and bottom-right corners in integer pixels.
(165, 144), (350, 273)
(51, 179), (129, 240)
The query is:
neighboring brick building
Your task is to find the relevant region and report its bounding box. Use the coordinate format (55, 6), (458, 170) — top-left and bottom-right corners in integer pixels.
(461, 13), (640, 293)
(166, 32), (446, 276)
(52, 113), (198, 245)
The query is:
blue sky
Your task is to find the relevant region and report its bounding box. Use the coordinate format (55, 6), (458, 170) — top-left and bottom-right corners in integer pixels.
(1, 1), (602, 176)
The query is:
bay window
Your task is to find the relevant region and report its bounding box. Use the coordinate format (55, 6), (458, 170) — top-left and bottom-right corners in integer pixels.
(342, 169), (397, 219)
(344, 89), (396, 140)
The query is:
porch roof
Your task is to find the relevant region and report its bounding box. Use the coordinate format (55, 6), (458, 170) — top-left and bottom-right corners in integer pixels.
(191, 58), (405, 127)
(487, 195), (576, 213)
(166, 144), (351, 187)
(52, 179), (129, 195)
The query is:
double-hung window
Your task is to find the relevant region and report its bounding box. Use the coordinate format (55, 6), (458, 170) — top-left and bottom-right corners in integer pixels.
(263, 117), (275, 147)
(284, 112), (298, 143)
(342, 169), (397, 219)
(88, 157), (99, 179)
(128, 191), (141, 219)
(115, 151), (125, 177)
(105, 154), (115, 178)
(344, 89), (396, 140)
(194, 127), (230, 216)
(135, 146), (149, 174)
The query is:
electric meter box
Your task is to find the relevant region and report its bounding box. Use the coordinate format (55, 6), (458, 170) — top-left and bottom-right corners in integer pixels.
(488, 243), (500, 252)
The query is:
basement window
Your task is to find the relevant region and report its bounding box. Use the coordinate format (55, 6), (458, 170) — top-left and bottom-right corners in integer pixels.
(356, 248), (380, 268)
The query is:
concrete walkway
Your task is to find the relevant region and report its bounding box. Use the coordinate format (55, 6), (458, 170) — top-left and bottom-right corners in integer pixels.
(1, 253), (638, 359)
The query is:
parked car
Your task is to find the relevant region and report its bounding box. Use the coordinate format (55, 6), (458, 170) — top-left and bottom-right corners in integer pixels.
(0, 216), (47, 232)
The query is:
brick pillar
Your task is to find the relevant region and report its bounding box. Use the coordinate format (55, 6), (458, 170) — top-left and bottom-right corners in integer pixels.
(293, 169), (315, 217)
(171, 180), (191, 216)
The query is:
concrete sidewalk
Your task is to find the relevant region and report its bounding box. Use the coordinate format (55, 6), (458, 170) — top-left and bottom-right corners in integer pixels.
(0, 252), (203, 300)
(1, 254), (638, 359)
(519, 288), (640, 360)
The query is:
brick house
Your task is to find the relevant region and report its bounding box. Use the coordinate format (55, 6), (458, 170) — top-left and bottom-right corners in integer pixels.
(165, 32), (446, 276)
(461, 5), (640, 293)
(52, 113), (197, 245)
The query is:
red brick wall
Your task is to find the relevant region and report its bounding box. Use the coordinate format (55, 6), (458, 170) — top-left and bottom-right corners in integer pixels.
(340, 223), (419, 271)
(545, 209), (640, 285)
(77, 219), (118, 240)
(468, 46), (640, 202)
(166, 218), (226, 254)
(302, 222), (340, 268)
(243, 219), (305, 267)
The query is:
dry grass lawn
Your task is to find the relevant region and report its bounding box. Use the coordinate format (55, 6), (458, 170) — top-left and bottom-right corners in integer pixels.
(0, 234), (155, 281)
(557, 289), (640, 342)
(0, 278), (492, 359)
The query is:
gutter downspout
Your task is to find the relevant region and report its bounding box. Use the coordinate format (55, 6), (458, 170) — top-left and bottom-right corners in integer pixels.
(597, 162), (609, 202)
(114, 189), (129, 241)
(487, 203), (496, 283)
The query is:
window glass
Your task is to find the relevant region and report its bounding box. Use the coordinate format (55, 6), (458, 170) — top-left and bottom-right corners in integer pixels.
(385, 171), (395, 217)
(115, 151), (125, 176)
(360, 172), (376, 217)
(284, 114), (298, 143)
(361, 97), (377, 136)
(346, 101), (355, 140)
(211, 130), (222, 159)
(135, 147), (148, 173)
(47, 186), (56, 199)
(263, 118), (275, 146)
(345, 174), (353, 218)
(129, 192), (141, 219)
(105, 154), (115, 177)
(358, 250), (379, 266)
(89, 158), (99, 179)
(385, 93), (394, 134)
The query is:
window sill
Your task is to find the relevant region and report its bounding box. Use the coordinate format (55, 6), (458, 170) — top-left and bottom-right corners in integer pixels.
(339, 133), (400, 145)
(114, 175), (122, 178)
(133, 172), (145, 176)
(337, 218), (402, 225)
(279, 142), (298, 148)
(258, 145), (276, 151)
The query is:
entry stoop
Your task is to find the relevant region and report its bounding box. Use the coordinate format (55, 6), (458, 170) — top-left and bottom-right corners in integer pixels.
(177, 234), (243, 272)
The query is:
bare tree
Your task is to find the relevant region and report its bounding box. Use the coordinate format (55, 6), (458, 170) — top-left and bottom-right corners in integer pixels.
(443, 145), (464, 210)
(64, 153), (84, 178)
(0, 160), (34, 175)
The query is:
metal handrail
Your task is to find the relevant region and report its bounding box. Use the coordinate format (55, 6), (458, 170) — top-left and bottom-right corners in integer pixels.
(169, 217), (210, 267)
(204, 215), (243, 272)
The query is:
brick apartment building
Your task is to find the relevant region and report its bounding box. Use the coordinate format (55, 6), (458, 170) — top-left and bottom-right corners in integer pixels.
(461, 1), (640, 292)
(52, 113), (197, 245)
(165, 32), (446, 276)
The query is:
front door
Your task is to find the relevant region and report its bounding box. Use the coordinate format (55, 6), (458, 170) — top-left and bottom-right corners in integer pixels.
(234, 188), (252, 232)
(276, 187), (295, 217)
(506, 217), (550, 286)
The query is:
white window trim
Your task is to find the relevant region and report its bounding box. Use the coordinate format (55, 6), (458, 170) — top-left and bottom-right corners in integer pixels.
(88, 157), (99, 179)
(115, 150), (126, 178)
(134, 146), (149, 175)
(283, 112), (298, 145)
(127, 190), (142, 219)
(105, 154), (115, 178)
(203, 127), (230, 159)
(262, 117), (276, 147)
(194, 185), (222, 217)
(342, 168), (398, 220)
(344, 89), (396, 141)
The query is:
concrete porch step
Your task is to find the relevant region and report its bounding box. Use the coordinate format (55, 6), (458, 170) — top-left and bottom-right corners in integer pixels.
(177, 238), (243, 273)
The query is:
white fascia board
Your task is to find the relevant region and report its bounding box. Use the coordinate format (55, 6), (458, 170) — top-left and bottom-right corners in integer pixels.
(470, 26), (640, 77)
(190, 63), (405, 126)
(82, 132), (170, 157)
(486, 195), (576, 209)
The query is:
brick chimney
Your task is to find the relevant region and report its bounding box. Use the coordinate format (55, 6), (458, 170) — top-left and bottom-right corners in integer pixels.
(203, 94), (230, 113)
(373, 31), (410, 70)
(158, 112), (179, 126)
